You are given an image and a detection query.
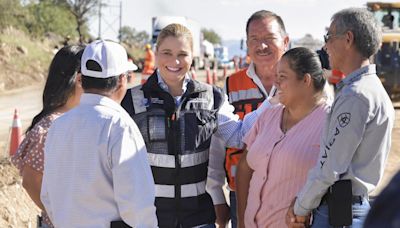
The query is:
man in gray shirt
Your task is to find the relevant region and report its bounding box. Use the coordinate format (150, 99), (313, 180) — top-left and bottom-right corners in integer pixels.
(286, 8), (395, 228)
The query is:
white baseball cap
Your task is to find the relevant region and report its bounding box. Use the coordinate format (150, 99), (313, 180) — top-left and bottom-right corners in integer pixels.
(81, 40), (130, 78)
(127, 59), (138, 71)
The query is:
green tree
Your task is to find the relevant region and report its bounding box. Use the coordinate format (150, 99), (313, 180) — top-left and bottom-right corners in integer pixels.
(52, 0), (98, 43)
(25, 0), (77, 38)
(119, 26), (150, 48)
(0, 0), (28, 31)
(201, 28), (222, 44)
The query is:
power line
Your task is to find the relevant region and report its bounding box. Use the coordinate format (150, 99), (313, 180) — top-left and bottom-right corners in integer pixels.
(98, 0), (122, 41)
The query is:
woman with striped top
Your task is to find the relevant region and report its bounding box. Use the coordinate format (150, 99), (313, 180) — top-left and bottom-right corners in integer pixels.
(236, 47), (330, 228)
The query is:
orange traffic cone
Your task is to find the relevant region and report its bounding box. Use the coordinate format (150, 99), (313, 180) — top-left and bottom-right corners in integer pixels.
(206, 68), (213, 85)
(222, 66), (227, 79)
(234, 64), (239, 73)
(191, 67), (197, 80)
(9, 109), (22, 156)
(212, 69), (217, 84)
(234, 59), (239, 73)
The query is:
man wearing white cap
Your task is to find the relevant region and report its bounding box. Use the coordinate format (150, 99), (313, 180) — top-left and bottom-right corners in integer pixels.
(41, 40), (158, 228)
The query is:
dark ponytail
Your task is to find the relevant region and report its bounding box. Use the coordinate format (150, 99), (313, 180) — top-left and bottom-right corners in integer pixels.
(27, 45), (85, 132)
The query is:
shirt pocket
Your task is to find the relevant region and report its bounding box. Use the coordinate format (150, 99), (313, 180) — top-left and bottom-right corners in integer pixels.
(183, 110), (217, 151)
(148, 114), (167, 142)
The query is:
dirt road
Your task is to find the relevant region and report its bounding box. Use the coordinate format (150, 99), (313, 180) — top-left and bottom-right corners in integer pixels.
(0, 69), (226, 157)
(0, 84), (43, 157)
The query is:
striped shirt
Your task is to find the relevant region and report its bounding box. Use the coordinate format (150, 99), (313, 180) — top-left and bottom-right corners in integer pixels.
(243, 103), (329, 228)
(41, 94), (157, 228)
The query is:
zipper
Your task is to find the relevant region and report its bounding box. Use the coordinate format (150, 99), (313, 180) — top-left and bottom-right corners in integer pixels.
(169, 95), (188, 226)
(167, 112), (180, 225)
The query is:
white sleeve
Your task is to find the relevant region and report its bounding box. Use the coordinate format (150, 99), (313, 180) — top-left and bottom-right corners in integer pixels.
(111, 124), (158, 228)
(214, 95), (270, 149)
(40, 128), (54, 223)
(206, 136), (227, 205)
(294, 96), (369, 216)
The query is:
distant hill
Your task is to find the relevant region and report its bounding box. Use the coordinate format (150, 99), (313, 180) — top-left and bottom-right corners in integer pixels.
(222, 39), (246, 59)
(291, 34), (324, 51)
(222, 35), (324, 60)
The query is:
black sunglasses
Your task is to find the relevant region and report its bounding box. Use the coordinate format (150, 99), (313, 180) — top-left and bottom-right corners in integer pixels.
(324, 34), (333, 43)
(324, 33), (345, 43)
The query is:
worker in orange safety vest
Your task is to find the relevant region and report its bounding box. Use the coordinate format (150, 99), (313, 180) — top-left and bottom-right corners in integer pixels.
(206, 10), (289, 228)
(141, 44), (155, 84)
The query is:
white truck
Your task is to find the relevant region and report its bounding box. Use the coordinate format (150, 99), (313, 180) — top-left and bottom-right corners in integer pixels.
(214, 44), (233, 69)
(152, 16), (205, 69)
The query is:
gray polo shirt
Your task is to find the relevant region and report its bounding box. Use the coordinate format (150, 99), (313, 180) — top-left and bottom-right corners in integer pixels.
(294, 64), (395, 216)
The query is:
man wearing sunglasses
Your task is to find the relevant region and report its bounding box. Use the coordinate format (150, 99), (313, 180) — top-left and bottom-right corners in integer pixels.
(287, 8), (395, 228)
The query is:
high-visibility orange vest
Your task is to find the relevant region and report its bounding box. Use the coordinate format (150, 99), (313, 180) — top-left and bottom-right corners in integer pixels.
(142, 49), (155, 75)
(328, 69), (345, 85)
(225, 69), (266, 190)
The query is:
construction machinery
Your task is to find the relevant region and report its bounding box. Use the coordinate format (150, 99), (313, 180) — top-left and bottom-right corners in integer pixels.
(367, 2), (400, 98)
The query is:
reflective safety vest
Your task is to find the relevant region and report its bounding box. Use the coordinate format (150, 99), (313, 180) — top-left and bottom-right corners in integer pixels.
(328, 69), (345, 85)
(225, 69), (266, 190)
(142, 49), (155, 75)
(121, 72), (223, 228)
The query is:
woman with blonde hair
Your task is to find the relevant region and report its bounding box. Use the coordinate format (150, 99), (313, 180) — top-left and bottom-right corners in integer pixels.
(121, 23), (258, 228)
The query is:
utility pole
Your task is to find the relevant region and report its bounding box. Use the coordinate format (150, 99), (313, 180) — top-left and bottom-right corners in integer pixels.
(119, 1), (122, 42)
(97, 1), (121, 41)
(98, 0), (102, 39)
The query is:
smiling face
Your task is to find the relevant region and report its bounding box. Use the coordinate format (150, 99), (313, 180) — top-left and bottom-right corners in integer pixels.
(246, 17), (289, 69)
(275, 57), (306, 107)
(324, 22), (347, 71)
(155, 35), (193, 84)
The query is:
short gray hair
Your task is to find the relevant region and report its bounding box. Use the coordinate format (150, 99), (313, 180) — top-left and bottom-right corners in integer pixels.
(332, 8), (382, 58)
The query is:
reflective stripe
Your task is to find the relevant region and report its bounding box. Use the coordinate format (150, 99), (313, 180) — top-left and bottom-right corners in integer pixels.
(147, 153), (175, 168)
(154, 184), (175, 198)
(147, 150), (209, 168)
(12, 118), (21, 128)
(230, 165), (237, 177)
(180, 150), (209, 168)
(155, 181), (206, 198)
(229, 88), (264, 103)
(130, 87), (147, 114)
(181, 180), (206, 198)
(204, 84), (214, 110)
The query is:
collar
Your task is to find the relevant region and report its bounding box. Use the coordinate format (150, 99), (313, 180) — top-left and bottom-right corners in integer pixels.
(336, 65), (376, 91)
(141, 70), (208, 97)
(156, 69), (191, 95)
(246, 61), (258, 81)
(246, 61), (276, 98)
(80, 93), (123, 112)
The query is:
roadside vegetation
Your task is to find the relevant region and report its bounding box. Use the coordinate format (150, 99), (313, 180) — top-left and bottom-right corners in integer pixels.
(0, 0), (150, 91)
